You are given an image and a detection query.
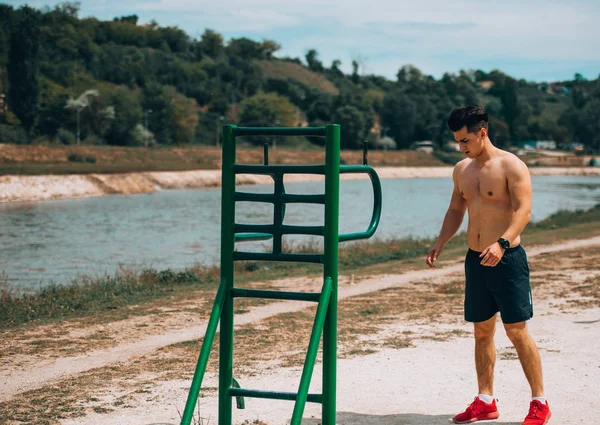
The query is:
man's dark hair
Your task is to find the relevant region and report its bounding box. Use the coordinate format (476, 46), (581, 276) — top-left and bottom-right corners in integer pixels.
(447, 104), (489, 133)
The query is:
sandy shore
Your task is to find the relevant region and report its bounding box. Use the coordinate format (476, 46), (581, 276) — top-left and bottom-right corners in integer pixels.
(1, 166), (599, 203)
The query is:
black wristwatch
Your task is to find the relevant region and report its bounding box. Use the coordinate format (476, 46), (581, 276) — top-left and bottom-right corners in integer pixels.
(497, 238), (510, 249)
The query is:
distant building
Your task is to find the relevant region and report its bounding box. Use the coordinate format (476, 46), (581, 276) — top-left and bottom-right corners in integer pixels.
(566, 142), (585, 152)
(410, 140), (434, 153)
(515, 140), (557, 150)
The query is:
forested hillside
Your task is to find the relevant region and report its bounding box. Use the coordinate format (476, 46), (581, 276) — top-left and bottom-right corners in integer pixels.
(0, 3), (598, 152)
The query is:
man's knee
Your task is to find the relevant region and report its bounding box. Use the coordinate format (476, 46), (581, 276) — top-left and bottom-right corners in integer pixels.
(474, 317), (496, 340)
(504, 322), (529, 343)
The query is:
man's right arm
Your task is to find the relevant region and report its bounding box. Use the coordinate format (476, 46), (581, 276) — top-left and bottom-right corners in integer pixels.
(426, 166), (467, 267)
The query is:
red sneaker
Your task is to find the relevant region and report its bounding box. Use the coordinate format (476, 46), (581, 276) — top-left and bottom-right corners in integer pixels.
(522, 400), (551, 425)
(453, 397), (500, 424)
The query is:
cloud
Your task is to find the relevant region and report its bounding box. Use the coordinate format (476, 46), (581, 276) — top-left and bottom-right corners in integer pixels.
(7, 0), (600, 81)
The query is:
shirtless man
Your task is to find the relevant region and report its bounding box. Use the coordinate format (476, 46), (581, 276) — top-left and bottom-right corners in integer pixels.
(426, 105), (551, 425)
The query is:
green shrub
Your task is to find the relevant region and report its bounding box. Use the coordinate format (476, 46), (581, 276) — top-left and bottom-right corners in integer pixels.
(67, 153), (97, 163)
(56, 128), (76, 145)
(0, 124), (27, 144)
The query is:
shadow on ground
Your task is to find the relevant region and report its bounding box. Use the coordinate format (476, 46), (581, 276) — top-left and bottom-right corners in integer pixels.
(299, 411), (522, 425)
(145, 412), (522, 425)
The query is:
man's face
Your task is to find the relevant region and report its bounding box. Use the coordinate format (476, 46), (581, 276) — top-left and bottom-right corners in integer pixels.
(453, 126), (486, 158)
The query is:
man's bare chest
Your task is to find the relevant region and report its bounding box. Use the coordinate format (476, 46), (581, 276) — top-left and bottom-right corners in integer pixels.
(457, 168), (509, 202)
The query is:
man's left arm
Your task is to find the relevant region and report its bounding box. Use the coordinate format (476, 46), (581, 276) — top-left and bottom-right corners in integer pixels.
(500, 157), (532, 243)
(480, 158), (532, 266)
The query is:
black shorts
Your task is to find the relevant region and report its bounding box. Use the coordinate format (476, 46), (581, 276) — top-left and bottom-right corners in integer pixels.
(464, 245), (533, 324)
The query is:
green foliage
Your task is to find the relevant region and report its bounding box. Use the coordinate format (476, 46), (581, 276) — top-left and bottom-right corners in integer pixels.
(238, 92), (297, 145)
(332, 105), (366, 149)
(67, 153), (96, 163)
(381, 92), (417, 149)
(7, 6), (42, 134)
(0, 267), (215, 327)
(0, 124), (27, 144)
(0, 3), (596, 151)
(56, 128), (76, 144)
(103, 85), (141, 145)
(199, 29), (224, 58)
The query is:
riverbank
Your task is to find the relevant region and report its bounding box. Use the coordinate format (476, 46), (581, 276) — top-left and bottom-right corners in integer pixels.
(2, 166), (600, 203)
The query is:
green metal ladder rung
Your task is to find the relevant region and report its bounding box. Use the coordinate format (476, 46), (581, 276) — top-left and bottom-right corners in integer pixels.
(233, 126), (326, 137)
(234, 192), (326, 205)
(234, 233), (273, 242)
(235, 224), (324, 236)
(233, 252), (323, 264)
(234, 164), (326, 175)
(231, 288), (321, 302)
(228, 388), (323, 404)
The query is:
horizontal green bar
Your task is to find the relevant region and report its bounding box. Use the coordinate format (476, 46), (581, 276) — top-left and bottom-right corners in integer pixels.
(233, 127), (326, 137)
(339, 165), (374, 174)
(235, 224), (324, 236)
(228, 388), (322, 403)
(234, 164), (325, 175)
(282, 225), (324, 236)
(235, 224), (273, 234)
(231, 288), (321, 302)
(234, 233), (273, 242)
(233, 252), (323, 264)
(234, 192), (326, 204)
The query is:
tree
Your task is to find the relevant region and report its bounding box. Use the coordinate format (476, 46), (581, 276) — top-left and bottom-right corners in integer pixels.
(332, 105), (366, 149)
(132, 123), (155, 146)
(351, 60), (359, 84)
(114, 14), (138, 25)
(331, 59), (343, 76)
(260, 39), (281, 59)
(200, 29), (224, 58)
(238, 92), (297, 145)
(489, 77), (520, 139)
(141, 84), (198, 145)
(103, 86), (141, 146)
(381, 91), (417, 149)
(54, 2), (81, 17)
(577, 99), (600, 152)
(65, 89), (100, 144)
(7, 6), (41, 135)
(305, 49), (323, 72)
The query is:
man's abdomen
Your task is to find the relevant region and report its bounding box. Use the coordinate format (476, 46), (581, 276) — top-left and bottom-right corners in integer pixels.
(467, 201), (517, 251)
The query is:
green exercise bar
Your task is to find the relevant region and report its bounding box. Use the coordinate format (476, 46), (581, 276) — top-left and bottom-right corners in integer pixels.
(180, 124), (382, 425)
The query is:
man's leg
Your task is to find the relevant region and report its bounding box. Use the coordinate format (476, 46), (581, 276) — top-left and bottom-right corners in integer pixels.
(474, 314), (497, 395)
(504, 321), (544, 397)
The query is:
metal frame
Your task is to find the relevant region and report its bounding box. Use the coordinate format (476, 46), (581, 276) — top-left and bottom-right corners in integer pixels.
(180, 124), (382, 425)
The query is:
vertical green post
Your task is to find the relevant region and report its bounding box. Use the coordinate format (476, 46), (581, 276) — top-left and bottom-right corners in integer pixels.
(322, 124), (340, 425)
(219, 124), (236, 425)
(180, 283), (227, 425)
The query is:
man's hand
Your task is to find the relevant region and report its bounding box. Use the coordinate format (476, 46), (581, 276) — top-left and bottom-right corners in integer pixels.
(426, 245), (443, 268)
(479, 242), (505, 267)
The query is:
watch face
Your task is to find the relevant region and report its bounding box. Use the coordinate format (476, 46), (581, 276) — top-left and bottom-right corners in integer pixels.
(499, 239), (510, 249)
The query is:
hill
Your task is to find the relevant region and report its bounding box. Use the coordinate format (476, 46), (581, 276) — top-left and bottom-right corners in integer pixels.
(0, 2), (598, 159)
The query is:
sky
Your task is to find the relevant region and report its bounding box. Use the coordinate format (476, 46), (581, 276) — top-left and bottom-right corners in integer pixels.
(7, 0), (600, 83)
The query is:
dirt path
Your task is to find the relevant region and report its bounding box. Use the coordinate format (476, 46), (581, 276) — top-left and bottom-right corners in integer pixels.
(55, 239), (600, 425)
(2, 236), (599, 406)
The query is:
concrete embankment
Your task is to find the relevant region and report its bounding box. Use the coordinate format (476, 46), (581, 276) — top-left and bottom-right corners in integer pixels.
(1, 166), (599, 203)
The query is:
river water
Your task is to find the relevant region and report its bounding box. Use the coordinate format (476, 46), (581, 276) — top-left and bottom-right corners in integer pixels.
(1, 175), (599, 292)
